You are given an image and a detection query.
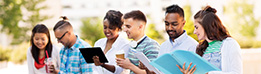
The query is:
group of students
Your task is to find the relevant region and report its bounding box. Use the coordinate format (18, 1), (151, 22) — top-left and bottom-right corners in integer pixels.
(27, 4), (242, 74)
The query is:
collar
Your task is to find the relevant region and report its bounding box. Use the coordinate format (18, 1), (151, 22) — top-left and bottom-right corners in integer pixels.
(65, 35), (80, 51)
(110, 36), (121, 48)
(136, 34), (146, 43)
(169, 30), (188, 45)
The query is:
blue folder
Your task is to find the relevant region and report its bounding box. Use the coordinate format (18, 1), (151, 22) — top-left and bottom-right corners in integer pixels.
(150, 50), (220, 74)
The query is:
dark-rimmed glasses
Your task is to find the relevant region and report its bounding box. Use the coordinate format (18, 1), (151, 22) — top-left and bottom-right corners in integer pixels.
(57, 31), (68, 41)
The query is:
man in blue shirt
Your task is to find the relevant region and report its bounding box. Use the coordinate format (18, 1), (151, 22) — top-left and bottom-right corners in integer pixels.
(51, 16), (94, 74)
(159, 4), (198, 56)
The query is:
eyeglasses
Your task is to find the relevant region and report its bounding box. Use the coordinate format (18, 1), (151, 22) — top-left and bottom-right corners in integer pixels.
(57, 31), (68, 41)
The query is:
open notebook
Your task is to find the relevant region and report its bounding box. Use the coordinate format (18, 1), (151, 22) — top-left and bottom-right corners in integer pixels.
(150, 50), (221, 74)
(129, 49), (162, 74)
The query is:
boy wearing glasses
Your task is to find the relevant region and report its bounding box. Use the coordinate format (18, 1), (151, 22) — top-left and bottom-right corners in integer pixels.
(51, 16), (95, 74)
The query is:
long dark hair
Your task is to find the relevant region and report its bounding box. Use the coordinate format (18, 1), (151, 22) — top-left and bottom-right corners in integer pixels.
(31, 24), (53, 64)
(194, 6), (231, 56)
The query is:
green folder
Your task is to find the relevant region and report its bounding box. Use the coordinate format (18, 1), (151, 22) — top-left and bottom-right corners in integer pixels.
(150, 50), (220, 74)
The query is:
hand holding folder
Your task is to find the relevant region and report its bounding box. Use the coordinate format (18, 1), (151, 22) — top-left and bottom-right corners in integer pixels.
(150, 50), (221, 74)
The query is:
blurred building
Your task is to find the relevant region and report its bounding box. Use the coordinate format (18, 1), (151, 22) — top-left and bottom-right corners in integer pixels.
(1, 0), (260, 46)
(60, 0), (228, 39)
(61, 0), (164, 36)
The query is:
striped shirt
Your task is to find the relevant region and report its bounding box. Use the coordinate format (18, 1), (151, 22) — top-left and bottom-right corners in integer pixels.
(127, 36), (159, 74)
(59, 36), (93, 74)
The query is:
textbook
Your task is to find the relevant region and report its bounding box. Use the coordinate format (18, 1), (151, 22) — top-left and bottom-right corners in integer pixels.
(129, 49), (162, 74)
(150, 50), (220, 74)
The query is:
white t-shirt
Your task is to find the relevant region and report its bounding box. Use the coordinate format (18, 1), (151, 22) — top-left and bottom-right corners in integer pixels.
(94, 36), (130, 74)
(27, 45), (60, 74)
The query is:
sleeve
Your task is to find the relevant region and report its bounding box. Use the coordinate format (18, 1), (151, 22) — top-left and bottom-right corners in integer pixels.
(58, 48), (66, 74)
(53, 45), (61, 70)
(27, 47), (34, 74)
(79, 50), (93, 73)
(114, 65), (124, 74)
(208, 38), (242, 74)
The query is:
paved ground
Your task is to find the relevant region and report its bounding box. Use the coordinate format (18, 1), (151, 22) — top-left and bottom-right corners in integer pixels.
(0, 48), (260, 74)
(0, 62), (28, 74)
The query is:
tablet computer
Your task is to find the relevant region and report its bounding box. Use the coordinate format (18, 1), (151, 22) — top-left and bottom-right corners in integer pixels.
(79, 47), (108, 63)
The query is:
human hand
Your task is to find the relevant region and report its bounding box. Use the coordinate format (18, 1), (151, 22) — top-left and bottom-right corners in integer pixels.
(139, 61), (156, 74)
(116, 58), (134, 69)
(176, 62), (196, 74)
(92, 56), (104, 66)
(48, 63), (58, 74)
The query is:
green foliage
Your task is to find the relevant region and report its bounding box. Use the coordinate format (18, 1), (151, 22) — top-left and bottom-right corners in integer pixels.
(0, 42), (28, 64)
(0, 0), (50, 45)
(80, 17), (105, 46)
(223, 0), (259, 39)
(9, 42), (29, 64)
(0, 47), (12, 61)
(145, 23), (164, 44)
(183, 4), (198, 41)
(23, 0), (51, 27)
(237, 39), (261, 48)
(223, 0), (260, 48)
(0, 0), (24, 44)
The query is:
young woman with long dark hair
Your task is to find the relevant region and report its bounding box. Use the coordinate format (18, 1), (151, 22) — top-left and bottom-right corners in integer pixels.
(27, 24), (60, 74)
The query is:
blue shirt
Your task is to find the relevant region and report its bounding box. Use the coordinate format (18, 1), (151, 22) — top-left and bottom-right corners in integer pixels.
(59, 36), (93, 74)
(159, 30), (198, 56)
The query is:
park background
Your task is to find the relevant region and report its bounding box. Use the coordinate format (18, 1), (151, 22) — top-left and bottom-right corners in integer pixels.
(0, 0), (261, 74)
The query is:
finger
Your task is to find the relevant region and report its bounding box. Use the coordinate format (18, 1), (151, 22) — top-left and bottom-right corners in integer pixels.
(176, 64), (183, 71)
(116, 58), (123, 61)
(92, 56), (96, 59)
(189, 65), (196, 73)
(183, 62), (186, 71)
(191, 68), (196, 74)
(118, 63), (123, 67)
(186, 62), (192, 72)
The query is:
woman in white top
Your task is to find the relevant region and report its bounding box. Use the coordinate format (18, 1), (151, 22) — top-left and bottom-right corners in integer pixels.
(27, 24), (60, 74)
(92, 10), (129, 74)
(177, 6), (242, 74)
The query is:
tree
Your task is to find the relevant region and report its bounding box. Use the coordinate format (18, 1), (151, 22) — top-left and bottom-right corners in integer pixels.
(0, 0), (24, 44)
(223, 0), (259, 39)
(223, 0), (260, 48)
(145, 23), (164, 44)
(0, 0), (50, 44)
(80, 17), (105, 46)
(23, 0), (51, 27)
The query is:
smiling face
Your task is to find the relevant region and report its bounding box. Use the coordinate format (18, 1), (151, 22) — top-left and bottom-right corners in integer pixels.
(33, 33), (49, 50)
(165, 13), (185, 41)
(103, 19), (120, 40)
(122, 18), (141, 40)
(193, 19), (207, 41)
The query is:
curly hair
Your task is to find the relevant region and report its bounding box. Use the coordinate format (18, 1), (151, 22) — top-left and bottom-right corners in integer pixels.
(104, 10), (123, 30)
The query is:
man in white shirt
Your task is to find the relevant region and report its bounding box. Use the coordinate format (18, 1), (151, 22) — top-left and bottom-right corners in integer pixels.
(159, 4), (198, 56)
